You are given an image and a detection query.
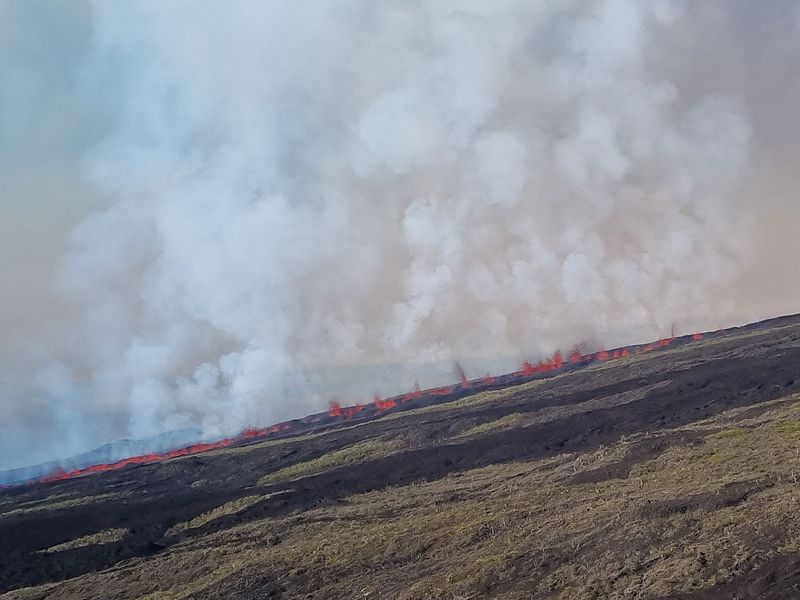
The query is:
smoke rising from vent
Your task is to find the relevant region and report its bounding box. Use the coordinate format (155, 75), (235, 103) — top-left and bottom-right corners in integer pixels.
(2, 0), (800, 469)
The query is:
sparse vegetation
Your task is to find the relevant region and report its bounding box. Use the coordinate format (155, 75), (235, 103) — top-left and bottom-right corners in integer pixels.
(708, 427), (750, 440)
(166, 495), (268, 536)
(0, 492), (121, 519)
(8, 396), (800, 599)
(453, 412), (529, 439)
(705, 449), (735, 463)
(258, 439), (404, 485)
(40, 528), (129, 554)
(774, 420), (800, 439)
(4, 320), (800, 599)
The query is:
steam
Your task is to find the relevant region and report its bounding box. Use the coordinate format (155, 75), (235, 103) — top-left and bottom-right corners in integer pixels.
(5, 0), (799, 468)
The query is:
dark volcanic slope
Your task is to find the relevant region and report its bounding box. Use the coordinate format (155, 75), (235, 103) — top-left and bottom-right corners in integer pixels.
(1, 316), (800, 599)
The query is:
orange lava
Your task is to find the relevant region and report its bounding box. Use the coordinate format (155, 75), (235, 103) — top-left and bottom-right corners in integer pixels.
(30, 328), (708, 486)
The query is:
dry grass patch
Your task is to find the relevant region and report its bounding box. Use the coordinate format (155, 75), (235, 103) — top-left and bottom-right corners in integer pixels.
(40, 528), (128, 554)
(453, 413), (529, 439)
(165, 494), (288, 536)
(708, 427), (751, 440)
(0, 492), (121, 519)
(774, 420), (800, 439)
(258, 438), (404, 485)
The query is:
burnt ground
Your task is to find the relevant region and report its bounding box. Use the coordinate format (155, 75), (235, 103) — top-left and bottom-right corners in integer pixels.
(1, 316), (800, 599)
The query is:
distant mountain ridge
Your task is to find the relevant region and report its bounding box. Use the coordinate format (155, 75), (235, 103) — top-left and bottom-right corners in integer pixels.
(0, 428), (202, 485)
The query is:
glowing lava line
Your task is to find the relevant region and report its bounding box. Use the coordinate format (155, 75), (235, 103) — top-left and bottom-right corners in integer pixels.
(17, 326), (720, 487)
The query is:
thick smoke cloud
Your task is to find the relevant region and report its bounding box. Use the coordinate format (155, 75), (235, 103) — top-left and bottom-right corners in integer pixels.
(2, 0), (799, 469)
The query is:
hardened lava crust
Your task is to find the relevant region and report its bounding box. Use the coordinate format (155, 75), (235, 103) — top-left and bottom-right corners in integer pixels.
(1, 315), (799, 599)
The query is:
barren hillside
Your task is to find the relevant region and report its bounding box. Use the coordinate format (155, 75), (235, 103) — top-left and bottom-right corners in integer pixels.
(1, 316), (799, 599)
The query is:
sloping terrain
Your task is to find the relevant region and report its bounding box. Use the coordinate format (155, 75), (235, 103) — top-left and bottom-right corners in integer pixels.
(1, 316), (799, 599)
(0, 429), (203, 486)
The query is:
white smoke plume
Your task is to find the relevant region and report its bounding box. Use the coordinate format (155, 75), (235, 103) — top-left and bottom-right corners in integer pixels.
(3, 0), (799, 468)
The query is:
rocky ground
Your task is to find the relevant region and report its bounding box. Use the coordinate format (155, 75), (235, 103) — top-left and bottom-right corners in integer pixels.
(1, 316), (799, 599)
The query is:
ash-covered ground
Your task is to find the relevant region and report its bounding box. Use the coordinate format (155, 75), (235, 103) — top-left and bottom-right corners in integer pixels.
(1, 315), (799, 599)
